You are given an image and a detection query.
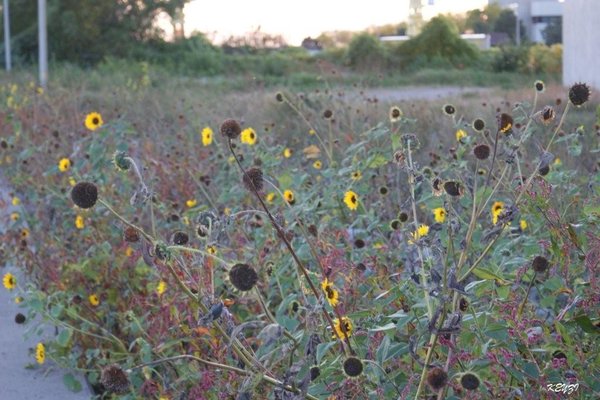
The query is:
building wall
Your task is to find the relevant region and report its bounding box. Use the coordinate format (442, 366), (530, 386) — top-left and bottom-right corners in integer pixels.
(563, 0), (600, 90)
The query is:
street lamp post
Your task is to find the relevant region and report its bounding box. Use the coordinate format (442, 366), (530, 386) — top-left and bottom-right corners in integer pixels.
(3, 0), (11, 71)
(38, 0), (48, 87)
(508, 3), (521, 46)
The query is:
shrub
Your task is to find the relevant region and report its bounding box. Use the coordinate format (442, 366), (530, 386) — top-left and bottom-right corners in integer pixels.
(527, 44), (562, 74)
(346, 33), (386, 71)
(397, 16), (479, 69)
(491, 45), (528, 72)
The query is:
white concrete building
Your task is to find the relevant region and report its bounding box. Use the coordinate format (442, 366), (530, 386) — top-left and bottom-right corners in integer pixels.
(495, 0), (564, 43)
(563, 0), (600, 90)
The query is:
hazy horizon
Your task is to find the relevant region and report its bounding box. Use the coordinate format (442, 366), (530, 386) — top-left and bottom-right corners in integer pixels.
(182, 0), (489, 45)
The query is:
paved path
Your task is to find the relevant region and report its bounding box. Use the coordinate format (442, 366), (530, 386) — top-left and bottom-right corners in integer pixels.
(0, 176), (92, 400)
(361, 86), (491, 102)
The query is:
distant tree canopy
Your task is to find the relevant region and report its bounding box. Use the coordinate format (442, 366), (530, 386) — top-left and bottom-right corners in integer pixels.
(542, 18), (562, 45)
(1, 0), (191, 64)
(397, 16), (478, 68)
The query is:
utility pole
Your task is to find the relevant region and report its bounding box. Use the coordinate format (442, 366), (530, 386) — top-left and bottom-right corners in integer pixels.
(3, 0), (11, 71)
(38, 0), (48, 87)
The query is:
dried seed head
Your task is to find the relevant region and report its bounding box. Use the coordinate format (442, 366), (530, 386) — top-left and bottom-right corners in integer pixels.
(443, 104), (456, 116)
(532, 256), (549, 273)
(15, 313), (26, 324)
(472, 118), (485, 132)
(398, 211), (409, 222)
(426, 367), (448, 391)
(220, 119), (242, 139)
(242, 167), (264, 192)
(342, 357), (364, 377)
(443, 181), (463, 197)
(275, 92), (284, 102)
(71, 182), (98, 209)
(123, 226), (140, 243)
(100, 364), (130, 394)
(568, 82), (591, 106)
(323, 109), (333, 119)
(171, 231), (189, 246)
(460, 372), (480, 390)
(473, 144), (491, 160)
(534, 80), (545, 93)
(229, 263), (258, 291)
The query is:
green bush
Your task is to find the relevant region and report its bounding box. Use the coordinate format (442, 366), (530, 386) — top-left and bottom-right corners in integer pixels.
(346, 33), (386, 71)
(490, 45), (529, 72)
(396, 16), (479, 69)
(527, 44), (562, 74)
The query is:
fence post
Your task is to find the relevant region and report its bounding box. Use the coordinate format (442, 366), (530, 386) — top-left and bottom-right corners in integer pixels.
(38, 0), (48, 87)
(3, 0), (11, 71)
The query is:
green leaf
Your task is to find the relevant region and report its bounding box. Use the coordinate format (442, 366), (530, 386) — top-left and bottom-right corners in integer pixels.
(484, 323), (508, 341)
(369, 323), (397, 332)
(376, 335), (391, 364)
(554, 322), (573, 346)
(316, 341), (337, 363)
(572, 314), (600, 334)
(366, 154), (388, 169)
(63, 373), (82, 393)
(471, 267), (509, 285)
(57, 329), (73, 347)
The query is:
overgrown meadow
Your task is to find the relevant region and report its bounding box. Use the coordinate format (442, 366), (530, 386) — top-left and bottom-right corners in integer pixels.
(1, 68), (599, 400)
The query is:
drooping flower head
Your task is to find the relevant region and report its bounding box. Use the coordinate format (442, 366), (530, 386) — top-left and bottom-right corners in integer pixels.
(320, 278), (339, 307)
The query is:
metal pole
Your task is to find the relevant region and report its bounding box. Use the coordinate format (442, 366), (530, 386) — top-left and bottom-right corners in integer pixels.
(3, 0), (11, 70)
(516, 15), (521, 46)
(38, 0), (48, 87)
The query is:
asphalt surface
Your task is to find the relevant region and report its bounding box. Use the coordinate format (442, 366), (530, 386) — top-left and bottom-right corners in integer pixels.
(0, 176), (92, 400)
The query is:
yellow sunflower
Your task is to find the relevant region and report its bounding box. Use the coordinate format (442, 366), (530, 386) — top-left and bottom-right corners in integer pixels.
(283, 189), (295, 205)
(3, 273), (16, 290)
(84, 112), (103, 131)
(283, 148), (293, 158)
(266, 192), (276, 204)
(186, 199), (197, 208)
(201, 127), (213, 146)
(344, 191), (359, 211)
(11, 197), (20, 206)
(333, 316), (353, 340)
(491, 201), (504, 224)
(519, 219), (528, 231)
(58, 158), (71, 172)
(88, 294), (100, 307)
(75, 215), (85, 229)
(455, 129), (467, 142)
(206, 244), (217, 255)
(409, 224), (429, 244)
(240, 128), (257, 145)
(433, 208), (446, 223)
(313, 160), (322, 170)
(35, 343), (45, 364)
(320, 278), (339, 307)
(308, 129), (316, 136)
(351, 171), (362, 181)
(156, 281), (167, 296)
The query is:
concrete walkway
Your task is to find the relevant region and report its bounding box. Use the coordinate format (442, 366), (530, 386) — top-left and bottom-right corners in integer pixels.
(0, 177), (92, 400)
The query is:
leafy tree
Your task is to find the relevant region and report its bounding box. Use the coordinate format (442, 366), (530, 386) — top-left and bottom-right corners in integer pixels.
(542, 17), (562, 45)
(465, 3), (502, 33)
(1, 0), (191, 64)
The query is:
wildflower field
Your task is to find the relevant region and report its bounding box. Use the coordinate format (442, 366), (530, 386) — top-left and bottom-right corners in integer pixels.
(1, 67), (599, 400)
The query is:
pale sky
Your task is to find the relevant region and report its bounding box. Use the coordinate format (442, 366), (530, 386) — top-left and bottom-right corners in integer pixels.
(183, 0), (489, 45)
